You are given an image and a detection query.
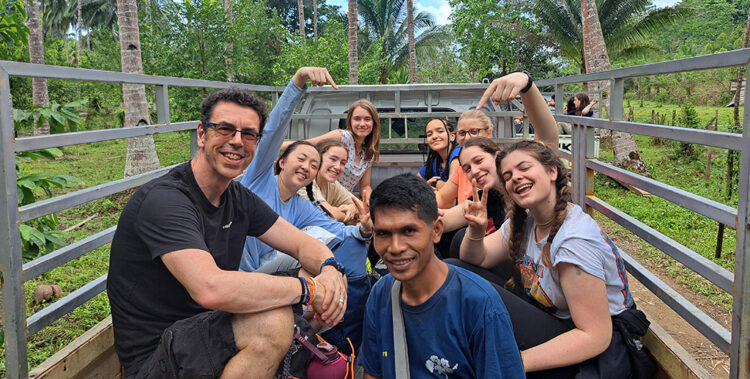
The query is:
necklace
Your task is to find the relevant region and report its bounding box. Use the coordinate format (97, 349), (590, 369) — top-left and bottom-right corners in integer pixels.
(536, 217), (555, 228)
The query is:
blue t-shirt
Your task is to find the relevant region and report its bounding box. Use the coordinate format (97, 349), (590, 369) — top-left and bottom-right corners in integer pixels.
(419, 145), (461, 182)
(360, 265), (525, 379)
(239, 80), (367, 272)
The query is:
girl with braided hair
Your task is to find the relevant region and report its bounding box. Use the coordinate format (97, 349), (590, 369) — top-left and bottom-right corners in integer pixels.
(449, 73), (643, 378)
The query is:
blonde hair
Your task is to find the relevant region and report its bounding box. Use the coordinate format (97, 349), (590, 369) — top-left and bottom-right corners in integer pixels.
(458, 109), (492, 130)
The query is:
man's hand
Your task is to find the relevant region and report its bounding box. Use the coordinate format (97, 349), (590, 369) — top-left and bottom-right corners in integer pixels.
(293, 67), (339, 89)
(352, 190), (372, 236)
(311, 267), (347, 327)
(462, 180), (489, 239)
(477, 71), (531, 109)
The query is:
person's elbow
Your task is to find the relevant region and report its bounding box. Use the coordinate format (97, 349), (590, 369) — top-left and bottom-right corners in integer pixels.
(188, 275), (231, 310)
(586, 319), (613, 357)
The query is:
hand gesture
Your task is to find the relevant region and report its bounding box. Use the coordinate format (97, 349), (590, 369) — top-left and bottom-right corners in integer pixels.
(352, 190), (372, 237)
(293, 67), (339, 89)
(477, 71), (532, 109)
(338, 203), (358, 223)
(462, 180), (489, 238)
(591, 99), (599, 105)
(426, 176), (440, 188)
(311, 266), (348, 327)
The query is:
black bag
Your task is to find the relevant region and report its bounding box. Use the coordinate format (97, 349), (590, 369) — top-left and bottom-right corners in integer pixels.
(576, 307), (656, 379)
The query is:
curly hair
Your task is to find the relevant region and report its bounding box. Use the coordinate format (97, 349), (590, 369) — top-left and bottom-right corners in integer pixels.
(498, 140), (572, 287)
(200, 88), (268, 132)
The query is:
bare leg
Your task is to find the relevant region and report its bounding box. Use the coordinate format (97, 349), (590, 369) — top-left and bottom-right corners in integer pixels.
(220, 306), (294, 378)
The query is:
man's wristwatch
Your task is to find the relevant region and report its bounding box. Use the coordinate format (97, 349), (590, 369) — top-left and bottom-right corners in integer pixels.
(320, 257), (345, 274)
(515, 70), (533, 93)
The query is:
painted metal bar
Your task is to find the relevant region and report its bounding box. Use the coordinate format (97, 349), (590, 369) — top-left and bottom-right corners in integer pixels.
(572, 124), (586, 207)
(0, 65), (28, 379)
(15, 121), (198, 152)
(610, 79), (624, 121)
(587, 196), (733, 293)
(289, 111), (522, 119)
(155, 85), (170, 125)
(554, 116), (743, 150)
(535, 49), (750, 86)
(0, 61), (280, 90)
(554, 85), (563, 115)
(587, 159), (736, 228)
(23, 226), (116, 281)
(18, 165), (176, 223)
(26, 275), (107, 335)
(618, 246), (731, 353)
(730, 62), (750, 378)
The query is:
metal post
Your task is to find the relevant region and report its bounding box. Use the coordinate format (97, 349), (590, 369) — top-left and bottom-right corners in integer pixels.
(0, 67), (28, 378)
(610, 79), (624, 122)
(155, 85), (170, 125)
(571, 124), (586, 207)
(554, 84), (563, 115)
(730, 62), (750, 379)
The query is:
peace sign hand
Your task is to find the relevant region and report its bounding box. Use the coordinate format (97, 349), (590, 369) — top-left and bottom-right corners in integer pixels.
(352, 189), (373, 237)
(462, 179), (489, 238)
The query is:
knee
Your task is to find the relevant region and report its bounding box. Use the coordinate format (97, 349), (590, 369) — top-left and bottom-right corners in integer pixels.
(232, 306), (294, 353)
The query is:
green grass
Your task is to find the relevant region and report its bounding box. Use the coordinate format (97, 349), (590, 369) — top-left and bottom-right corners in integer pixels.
(0, 131), (191, 375)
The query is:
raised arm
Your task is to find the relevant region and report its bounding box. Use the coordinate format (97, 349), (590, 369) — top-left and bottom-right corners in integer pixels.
(478, 71), (558, 153)
(243, 67), (337, 186)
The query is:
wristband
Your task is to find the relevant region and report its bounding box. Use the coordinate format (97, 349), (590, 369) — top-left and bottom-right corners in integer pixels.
(513, 70), (533, 93)
(320, 257), (345, 274)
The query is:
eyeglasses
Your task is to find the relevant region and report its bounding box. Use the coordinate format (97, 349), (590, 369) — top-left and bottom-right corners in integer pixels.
(204, 121), (262, 143)
(457, 127), (488, 138)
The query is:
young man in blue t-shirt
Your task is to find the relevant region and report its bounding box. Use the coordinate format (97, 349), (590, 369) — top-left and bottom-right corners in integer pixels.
(360, 173), (525, 378)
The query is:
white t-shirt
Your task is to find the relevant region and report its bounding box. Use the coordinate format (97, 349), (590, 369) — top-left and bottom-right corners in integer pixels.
(338, 130), (374, 191)
(501, 204), (634, 319)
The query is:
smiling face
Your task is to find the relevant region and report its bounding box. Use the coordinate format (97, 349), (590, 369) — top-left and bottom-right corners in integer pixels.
(456, 117), (491, 146)
(196, 101), (261, 183)
(425, 119), (452, 153)
(349, 106), (374, 140)
(459, 145), (500, 191)
(319, 146), (348, 183)
(278, 144), (321, 192)
(500, 150), (558, 210)
(372, 207), (442, 284)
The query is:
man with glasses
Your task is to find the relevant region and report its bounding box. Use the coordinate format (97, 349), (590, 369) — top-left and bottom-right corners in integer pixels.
(107, 67), (346, 378)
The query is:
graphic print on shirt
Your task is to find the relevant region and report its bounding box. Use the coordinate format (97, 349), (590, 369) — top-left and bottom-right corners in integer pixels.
(518, 255), (557, 312)
(601, 231), (635, 309)
(425, 355), (458, 378)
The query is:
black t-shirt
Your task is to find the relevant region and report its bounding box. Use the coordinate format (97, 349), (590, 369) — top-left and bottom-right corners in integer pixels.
(107, 162), (279, 374)
(485, 190), (506, 234)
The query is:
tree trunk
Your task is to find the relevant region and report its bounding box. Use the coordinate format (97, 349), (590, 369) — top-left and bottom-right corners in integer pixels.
(581, 0), (647, 173)
(313, 0), (318, 41)
(224, 0), (234, 82)
(348, 0), (358, 84)
(77, 0), (82, 66)
(26, 0), (49, 135)
(116, 0), (161, 177)
(298, 0), (305, 38)
(406, 0), (416, 83)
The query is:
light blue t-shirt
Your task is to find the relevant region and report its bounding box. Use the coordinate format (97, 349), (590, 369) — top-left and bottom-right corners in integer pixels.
(360, 265), (525, 379)
(239, 80), (367, 272)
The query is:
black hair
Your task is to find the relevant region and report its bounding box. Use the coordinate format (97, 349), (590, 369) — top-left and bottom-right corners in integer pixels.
(424, 118), (457, 181)
(275, 141), (333, 218)
(200, 88), (268, 133)
(370, 173), (437, 225)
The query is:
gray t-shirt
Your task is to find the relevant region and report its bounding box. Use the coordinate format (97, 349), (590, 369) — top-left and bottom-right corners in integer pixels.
(501, 204), (634, 319)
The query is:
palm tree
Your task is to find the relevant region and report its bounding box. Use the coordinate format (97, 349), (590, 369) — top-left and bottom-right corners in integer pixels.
(579, 0), (646, 173)
(224, 0), (233, 81)
(298, 0), (305, 37)
(116, 0), (161, 177)
(348, 0), (358, 84)
(313, 0), (318, 41)
(406, 0), (415, 83)
(357, 0), (448, 84)
(533, 0), (687, 73)
(26, 0), (50, 135)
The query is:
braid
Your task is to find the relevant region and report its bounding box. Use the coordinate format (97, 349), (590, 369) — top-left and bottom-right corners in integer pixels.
(306, 182), (333, 218)
(542, 161), (572, 268)
(504, 202), (527, 289)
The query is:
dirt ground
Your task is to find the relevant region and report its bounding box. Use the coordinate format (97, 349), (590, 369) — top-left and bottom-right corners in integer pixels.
(607, 229), (731, 378)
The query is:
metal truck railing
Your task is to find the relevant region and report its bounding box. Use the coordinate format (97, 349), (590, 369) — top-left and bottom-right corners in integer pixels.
(1, 49), (750, 377)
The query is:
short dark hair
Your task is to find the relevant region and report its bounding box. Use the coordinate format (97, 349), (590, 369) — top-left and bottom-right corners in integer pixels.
(369, 173), (437, 225)
(200, 88), (269, 133)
